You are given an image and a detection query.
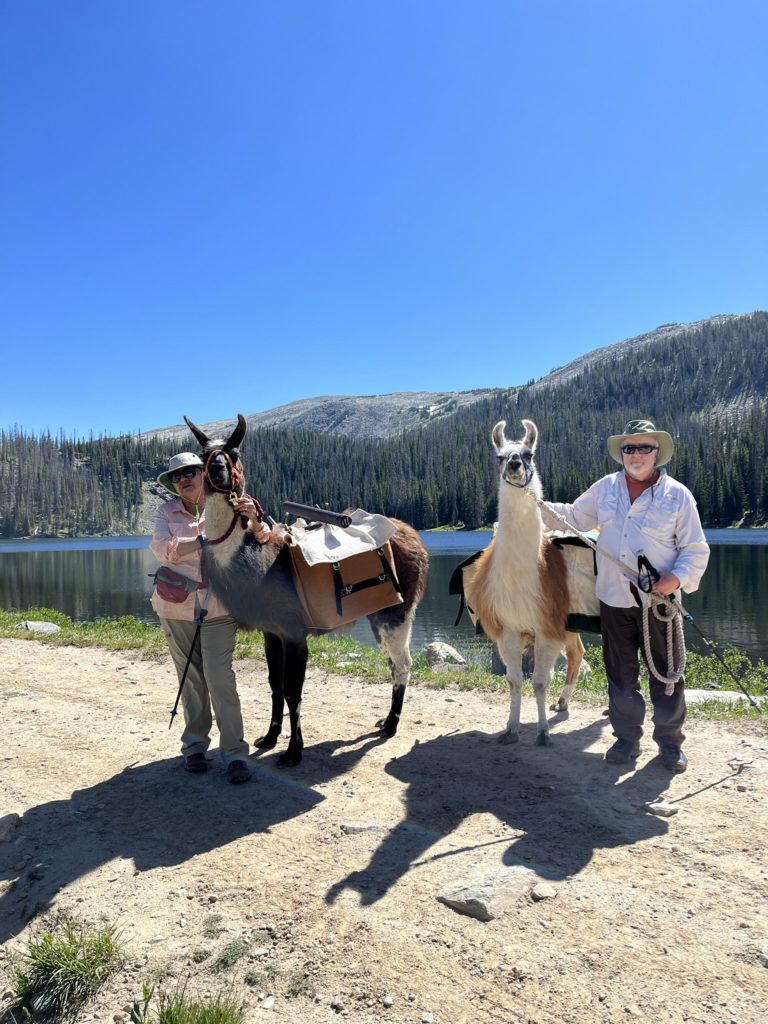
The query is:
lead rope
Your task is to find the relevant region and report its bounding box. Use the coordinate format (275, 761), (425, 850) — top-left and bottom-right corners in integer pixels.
(532, 493), (686, 694)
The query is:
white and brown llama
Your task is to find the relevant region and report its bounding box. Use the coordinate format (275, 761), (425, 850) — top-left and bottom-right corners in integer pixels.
(184, 413), (429, 767)
(465, 419), (598, 746)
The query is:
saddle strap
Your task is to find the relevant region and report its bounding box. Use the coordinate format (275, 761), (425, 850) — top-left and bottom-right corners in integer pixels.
(331, 547), (402, 616)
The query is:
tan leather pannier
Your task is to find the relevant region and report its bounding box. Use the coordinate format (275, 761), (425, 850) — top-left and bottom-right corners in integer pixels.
(288, 541), (403, 630)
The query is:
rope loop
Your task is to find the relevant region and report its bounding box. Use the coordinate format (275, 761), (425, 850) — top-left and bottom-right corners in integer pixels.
(643, 594), (686, 694)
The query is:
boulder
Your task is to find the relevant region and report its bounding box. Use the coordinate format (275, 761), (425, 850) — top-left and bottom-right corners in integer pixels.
(16, 620), (61, 634)
(424, 642), (466, 667)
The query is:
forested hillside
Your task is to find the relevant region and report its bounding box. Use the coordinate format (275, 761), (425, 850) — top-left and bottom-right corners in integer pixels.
(2, 312), (767, 537)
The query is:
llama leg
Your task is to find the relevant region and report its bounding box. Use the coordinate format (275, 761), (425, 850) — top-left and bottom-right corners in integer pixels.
(551, 632), (585, 713)
(533, 638), (562, 745)
(254, 632), (284, 750)
(370, 614), (414, 737)
(278, 639), (308, 767)
(497, 631), (524, 744)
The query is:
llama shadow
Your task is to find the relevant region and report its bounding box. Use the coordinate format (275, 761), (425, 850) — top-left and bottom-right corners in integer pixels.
(0, 720), (394, 944)
(0, 755), (324, 944)
(326, 715), (675, 906)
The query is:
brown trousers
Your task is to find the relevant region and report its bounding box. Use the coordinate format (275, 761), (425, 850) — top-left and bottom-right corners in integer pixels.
(599, 601), (686, 747)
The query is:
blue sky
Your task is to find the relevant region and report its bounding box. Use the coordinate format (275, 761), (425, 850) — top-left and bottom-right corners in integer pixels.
(2, 1), (767, 437)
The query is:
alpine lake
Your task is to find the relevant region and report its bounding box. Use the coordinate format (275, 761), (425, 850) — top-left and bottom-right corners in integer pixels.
(0, 530), (766, 663)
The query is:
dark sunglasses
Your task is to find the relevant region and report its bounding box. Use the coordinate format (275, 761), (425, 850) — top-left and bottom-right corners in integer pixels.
(170, 467), (200, 482)
(620, 444), (658, 455)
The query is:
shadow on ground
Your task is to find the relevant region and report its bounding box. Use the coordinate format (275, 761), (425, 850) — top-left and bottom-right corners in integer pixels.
(326, 713), (677, 905)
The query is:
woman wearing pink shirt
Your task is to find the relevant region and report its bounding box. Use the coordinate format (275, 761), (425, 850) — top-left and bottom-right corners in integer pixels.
(151, 451), (269, 784)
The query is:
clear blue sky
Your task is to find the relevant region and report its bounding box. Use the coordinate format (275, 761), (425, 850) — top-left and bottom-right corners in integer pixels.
(2, 1), (767, 437)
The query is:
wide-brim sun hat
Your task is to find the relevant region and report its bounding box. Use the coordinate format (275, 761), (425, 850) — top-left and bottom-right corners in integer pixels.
(607, 419), (674, 466)
(157, 452), (204, 493)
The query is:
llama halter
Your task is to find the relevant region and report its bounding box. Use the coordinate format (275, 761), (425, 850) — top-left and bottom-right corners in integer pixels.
(501, 457), (536, 489)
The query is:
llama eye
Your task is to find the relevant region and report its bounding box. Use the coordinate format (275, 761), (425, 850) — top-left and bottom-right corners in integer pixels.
(522, 452), (533, 462)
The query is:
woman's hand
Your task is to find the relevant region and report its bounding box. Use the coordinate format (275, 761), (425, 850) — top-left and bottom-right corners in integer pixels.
(651, 572), (681, 597)
(233, 496), (271, 544)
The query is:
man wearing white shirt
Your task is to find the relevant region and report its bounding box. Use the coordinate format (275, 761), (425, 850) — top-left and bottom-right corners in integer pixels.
(541, 420), (710, 773)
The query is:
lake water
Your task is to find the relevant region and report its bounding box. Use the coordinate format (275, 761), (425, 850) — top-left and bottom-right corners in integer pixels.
(0, 530), (766, 662)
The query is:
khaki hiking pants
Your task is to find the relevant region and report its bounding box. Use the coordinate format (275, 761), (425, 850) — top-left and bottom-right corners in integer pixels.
(161, 615), (249, 762)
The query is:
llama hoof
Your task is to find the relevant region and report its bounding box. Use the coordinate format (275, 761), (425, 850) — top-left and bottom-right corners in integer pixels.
(254, 726), (281, 750)
(377, 716), (399, 738)
(536, 731), (552, 747)
(549, 700), (568, 713)
(277, 748), (303, 768)
(498, 731), (519, 745)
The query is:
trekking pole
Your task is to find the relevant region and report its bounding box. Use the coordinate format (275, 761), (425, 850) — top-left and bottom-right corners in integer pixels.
(670, 599), (763, 711)
(168, 609), (208, 728)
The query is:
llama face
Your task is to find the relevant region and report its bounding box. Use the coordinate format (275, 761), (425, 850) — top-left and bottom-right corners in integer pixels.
(184, 413), (247, 495)
(204, 446), (241, 493)
(492, 419), (538, 487)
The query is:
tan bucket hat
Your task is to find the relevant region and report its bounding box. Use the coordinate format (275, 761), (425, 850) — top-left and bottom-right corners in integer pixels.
(157, 452), (204, 493)
(607, 419), (674, 466)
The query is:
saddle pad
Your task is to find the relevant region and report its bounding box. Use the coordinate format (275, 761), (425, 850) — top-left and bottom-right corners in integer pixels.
(289, 508), (398, 566)
(288, 542), (403, 630)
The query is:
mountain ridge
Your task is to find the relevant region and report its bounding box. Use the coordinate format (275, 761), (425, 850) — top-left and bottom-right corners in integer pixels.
(141, 312), (761, 442)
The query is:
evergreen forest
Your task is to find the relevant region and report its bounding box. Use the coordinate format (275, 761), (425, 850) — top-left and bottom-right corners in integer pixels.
(2, 313), (767, 537)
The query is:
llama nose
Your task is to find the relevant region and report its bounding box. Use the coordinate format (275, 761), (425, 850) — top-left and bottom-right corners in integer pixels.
(508, 456), (522, 470)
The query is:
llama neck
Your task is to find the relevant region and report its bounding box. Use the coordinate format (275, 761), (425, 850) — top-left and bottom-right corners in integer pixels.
(494, 481), (544, 556)
(203, 492), (236, 540)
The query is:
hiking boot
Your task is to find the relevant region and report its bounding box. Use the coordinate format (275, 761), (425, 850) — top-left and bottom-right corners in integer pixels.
(605, 738), (641, 764)
(658, 743), (688, 773)
(184, 752), (208, 774)
(226, 759), (251, 784)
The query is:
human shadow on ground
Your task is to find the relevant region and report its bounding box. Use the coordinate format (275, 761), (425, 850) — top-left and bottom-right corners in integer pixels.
(0, 741), (332, 944)
(326, 715), (677, 906)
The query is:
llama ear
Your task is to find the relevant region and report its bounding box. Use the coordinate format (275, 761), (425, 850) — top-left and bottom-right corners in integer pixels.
(491, 421), (508, 453)
(225, 413), (247, 451)
(184, 416), (211, 449)
(521, 419), (538, 453)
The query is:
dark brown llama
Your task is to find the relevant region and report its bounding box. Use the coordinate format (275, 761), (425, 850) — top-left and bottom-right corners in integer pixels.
(184, 413), (429, 766)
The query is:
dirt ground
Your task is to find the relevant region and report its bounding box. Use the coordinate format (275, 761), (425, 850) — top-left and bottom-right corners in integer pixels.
(1, 637), (767, 1024)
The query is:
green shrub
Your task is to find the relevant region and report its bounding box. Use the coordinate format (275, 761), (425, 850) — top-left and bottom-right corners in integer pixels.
(211, 940), (249, 973)
(11, 917), (124, 1021)
(155, 984), (244, 1024)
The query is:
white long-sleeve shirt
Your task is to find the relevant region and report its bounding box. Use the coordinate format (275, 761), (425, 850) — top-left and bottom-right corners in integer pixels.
(540, 469), (710, 609)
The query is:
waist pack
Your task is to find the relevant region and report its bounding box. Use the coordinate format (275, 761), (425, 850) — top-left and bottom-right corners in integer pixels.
(288, 542), (403, 630)
(152, 566), (203, 604)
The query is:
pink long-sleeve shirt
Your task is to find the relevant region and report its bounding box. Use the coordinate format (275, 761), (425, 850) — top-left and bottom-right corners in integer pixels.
(149, 498), (229, 620)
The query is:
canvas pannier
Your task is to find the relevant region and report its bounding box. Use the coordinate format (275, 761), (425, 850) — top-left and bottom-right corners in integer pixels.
(288, 541), (403, 630)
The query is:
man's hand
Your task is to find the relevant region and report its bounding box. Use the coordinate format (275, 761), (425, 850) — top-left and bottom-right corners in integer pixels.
(651, 572), (681, 596)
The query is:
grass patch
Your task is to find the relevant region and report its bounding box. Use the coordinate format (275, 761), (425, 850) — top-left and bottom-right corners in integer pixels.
(157, 988), (244, 1024)
(201, 914), (224, 939)
(131, 982), (244, 1024)
(190, 949), (210, 964)
(211, 939), (250, 973)
(0, 608), (166, 657)
(242, 966), (278, 989)
(284, 970), (315, 999)
(10, 916), (124, 1022)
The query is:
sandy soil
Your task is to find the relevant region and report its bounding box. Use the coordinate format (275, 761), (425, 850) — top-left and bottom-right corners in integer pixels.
(1, 637), (767, 1024)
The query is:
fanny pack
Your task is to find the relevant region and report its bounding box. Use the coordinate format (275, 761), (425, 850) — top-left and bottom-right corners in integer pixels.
(151, 566), (203, 604)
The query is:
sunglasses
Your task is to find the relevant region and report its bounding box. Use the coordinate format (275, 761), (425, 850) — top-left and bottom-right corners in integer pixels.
(170, 467), (200, 482)
(620, 444), (658, 455)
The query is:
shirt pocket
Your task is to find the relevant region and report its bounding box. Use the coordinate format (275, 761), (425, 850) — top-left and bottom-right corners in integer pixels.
(597, 494), (618, 529)
(641, 494), (678, 539)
